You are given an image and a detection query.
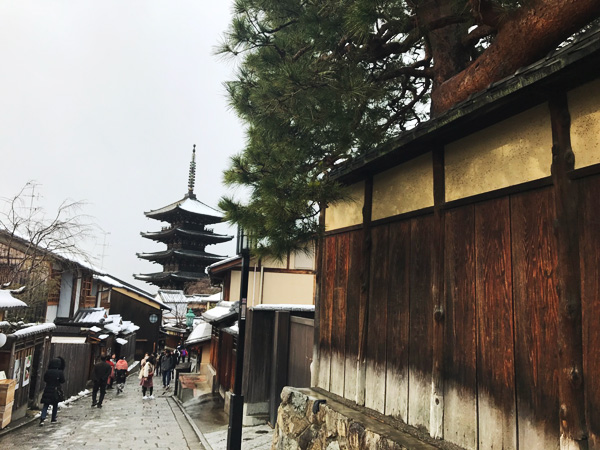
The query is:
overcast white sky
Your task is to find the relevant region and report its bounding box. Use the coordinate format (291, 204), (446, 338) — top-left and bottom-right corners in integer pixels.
(0, 1), (245, 294)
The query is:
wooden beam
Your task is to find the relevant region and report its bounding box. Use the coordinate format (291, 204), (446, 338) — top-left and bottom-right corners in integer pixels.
(549, 94), (589, 450)
(356, 176), (373, 406)
(430, 146), (446, 439)
(311, 208), (325, 387)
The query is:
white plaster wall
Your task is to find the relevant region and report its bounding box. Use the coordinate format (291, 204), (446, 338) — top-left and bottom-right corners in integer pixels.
(45, 304), (58, 323)
(57, 270), (74, 318)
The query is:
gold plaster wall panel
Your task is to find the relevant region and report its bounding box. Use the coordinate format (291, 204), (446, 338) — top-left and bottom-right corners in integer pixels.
(569, 78), (600, 169)
(445, 103), (552, 202)
(371, 152), (434, 221)
(325, 181), (365, 231)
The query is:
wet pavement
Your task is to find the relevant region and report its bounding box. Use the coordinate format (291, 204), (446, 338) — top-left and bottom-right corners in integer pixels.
(0, 371), (275, 450)
(0, 381), (203, 450)
(177, 374), (274, 450)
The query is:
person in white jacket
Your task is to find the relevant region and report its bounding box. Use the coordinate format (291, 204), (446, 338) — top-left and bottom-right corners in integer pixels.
(139, 356), (155, 400)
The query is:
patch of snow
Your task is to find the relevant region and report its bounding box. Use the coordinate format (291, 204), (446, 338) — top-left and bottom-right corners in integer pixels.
(251, 304), (315, 312)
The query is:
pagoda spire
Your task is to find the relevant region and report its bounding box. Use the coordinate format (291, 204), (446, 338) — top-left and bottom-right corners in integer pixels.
(188, 144), (197, 199)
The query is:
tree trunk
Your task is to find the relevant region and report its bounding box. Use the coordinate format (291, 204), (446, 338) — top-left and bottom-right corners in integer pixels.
(431, 0), (600, 115)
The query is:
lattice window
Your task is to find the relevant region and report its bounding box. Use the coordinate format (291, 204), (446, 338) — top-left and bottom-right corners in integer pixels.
(47, 268), (61, 305)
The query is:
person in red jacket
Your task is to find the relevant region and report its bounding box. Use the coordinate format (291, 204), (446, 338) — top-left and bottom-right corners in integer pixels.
(115, 356), (129, 394)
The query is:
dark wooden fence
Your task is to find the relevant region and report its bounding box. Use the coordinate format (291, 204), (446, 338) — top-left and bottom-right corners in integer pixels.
(49, 341), (92, 399)
(317, 175), (600, 449)
(288, 316), (313, 388)
(117, 333), (136, 364)
(243, 308), (314, 426)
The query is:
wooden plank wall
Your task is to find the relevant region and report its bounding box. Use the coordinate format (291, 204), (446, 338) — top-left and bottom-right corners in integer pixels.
(580, 175), (600, 450)
(511, 188), (559, 449)
(49, 342), (91, 399)
(444, 205), (477, 449)
(319, 179), (600, 449)
(385, 221), (411, 422)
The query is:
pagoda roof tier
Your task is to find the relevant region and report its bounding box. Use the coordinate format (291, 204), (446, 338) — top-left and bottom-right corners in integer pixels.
(136, 248), (226, 263)
(134, 270), (207, 284)
(145, 196), (223, 224)
(141, 227), (233, 244)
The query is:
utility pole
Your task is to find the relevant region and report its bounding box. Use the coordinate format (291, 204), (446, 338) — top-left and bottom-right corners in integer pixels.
(227, 227), (250, 450)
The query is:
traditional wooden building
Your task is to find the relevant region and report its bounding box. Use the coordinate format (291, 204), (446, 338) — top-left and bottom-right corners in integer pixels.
(96, 275), (169, 359)
(135, 146), (233, 291)
(202, 301), (237, 398)
(207, 247), (316, 308)
(0, 322), (55, 421)
(276, 26), (600, 450)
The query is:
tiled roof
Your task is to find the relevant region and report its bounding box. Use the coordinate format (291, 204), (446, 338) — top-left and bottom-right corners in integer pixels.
(185, 320), (212, 345)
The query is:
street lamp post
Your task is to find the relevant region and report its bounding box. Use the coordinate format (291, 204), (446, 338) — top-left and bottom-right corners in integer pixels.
(185, 309), (195, 328)
(227, 226), (251, 450)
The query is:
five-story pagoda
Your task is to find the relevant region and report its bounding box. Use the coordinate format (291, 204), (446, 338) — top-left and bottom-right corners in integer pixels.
(134, 145), (232, 291)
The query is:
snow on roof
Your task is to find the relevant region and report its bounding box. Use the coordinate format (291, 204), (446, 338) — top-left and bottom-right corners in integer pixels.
(207, 255), (242, 271)
(224, 321), (239, 336)
(11, 323), (56, 338)
(202, 301), (237, 322)
(157, 289), (188, 304)
(115, 337), (128, 345)
(146, 196), (223, 220)
(164, 325), (187, 333)
(179, 197), (223, 216)
(251, 304), (315, 312)
(0, 290), (28, 309)
(185, 321), (212, 345)
(73, 308), (106, 323)
(120, 321), (139, 334)
(89, 326), (102, 333)
(101, 315), (139, 335)
(98, 334), (109, 340)
(95, 274), (159, 304)
(103, 321), (121, 334)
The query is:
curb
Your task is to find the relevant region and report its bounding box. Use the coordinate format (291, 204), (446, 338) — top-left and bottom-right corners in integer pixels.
(0, 415), (38, 438)
(171, 394), (214, 450)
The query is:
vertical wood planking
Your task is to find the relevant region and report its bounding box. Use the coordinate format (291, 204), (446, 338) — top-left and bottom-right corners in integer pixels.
(550, 95), (588, 449)
(317, 236), (336, 390)
(331, 233), (349, 397)
(475, 198), (517, 450)
(443, 205), (478, 450)
(385, 220), (411, 422)
(365, 224), (389, 413)
(511, 188), (560, 449)
(408, 215), (434, 429)
(345, 230), (363, 401)
(579, 175), (600, 449)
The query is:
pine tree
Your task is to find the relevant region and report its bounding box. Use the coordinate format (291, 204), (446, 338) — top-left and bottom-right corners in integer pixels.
(218, 0), (600, 256)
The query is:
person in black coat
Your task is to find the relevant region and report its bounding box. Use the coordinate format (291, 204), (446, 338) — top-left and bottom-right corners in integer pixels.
(91, 355), (112, 408)
(40, 358), (66, 425)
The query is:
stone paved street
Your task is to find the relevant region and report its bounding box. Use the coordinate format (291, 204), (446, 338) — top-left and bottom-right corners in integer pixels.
(0, 382), (203, 450)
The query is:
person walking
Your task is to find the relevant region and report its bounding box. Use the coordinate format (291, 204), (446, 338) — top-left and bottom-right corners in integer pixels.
(115, 356), (129, 394)
(106, 354), (115, 389)
(39, 358), (66, 426)
(161, 350), (175, 389)
(91, 355), (112, 408)
(140, 355), (155, 400)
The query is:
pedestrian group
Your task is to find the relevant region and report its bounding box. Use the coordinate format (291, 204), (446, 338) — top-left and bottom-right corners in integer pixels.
(39, 346), (184, 425)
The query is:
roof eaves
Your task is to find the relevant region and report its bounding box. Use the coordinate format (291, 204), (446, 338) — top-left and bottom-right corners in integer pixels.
(330, 26), (600, 183)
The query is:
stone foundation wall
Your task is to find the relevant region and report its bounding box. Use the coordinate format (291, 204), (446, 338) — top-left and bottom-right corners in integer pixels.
(272, 387), (439, 450)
